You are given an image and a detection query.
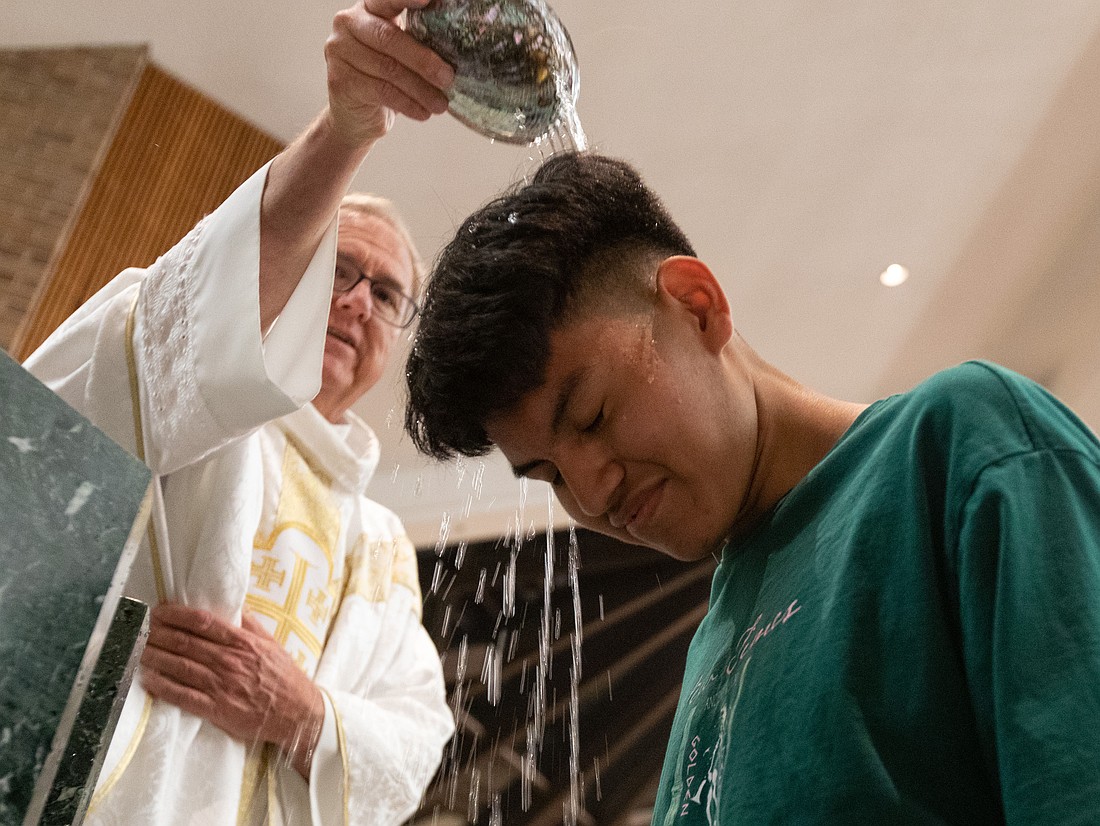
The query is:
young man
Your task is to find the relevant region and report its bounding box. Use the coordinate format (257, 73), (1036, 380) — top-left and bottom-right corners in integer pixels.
(25, 1), (457, 823)
(405, 152), (1100, 823)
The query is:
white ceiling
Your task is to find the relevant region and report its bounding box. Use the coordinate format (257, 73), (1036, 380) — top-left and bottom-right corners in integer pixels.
(5, 0), (1100, 547)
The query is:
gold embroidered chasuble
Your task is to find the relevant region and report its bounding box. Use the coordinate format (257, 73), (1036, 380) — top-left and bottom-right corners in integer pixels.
(24, 162), (452, 826)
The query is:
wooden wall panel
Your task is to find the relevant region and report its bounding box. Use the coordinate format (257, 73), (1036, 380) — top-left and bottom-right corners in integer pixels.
(13, 64), (283, 360)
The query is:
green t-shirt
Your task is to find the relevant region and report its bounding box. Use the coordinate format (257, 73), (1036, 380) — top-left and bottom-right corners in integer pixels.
(652, 362), (1100, 825)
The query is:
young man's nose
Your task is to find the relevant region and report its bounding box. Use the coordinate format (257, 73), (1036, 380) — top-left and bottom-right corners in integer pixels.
(558, 448), (621, 519)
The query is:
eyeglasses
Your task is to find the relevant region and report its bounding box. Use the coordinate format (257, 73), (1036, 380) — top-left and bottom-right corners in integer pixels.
(333, 262), (420, 328)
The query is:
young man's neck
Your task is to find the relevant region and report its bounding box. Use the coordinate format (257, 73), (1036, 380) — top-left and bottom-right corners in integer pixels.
(743, 361), (868, 524)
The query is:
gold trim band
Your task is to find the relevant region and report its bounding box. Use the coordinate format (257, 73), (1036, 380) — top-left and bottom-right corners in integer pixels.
(321, 688), (351, 826)
(86, 693), (154, 814)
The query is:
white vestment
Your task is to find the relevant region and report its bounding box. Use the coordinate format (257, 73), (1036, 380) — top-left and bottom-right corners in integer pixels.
(24, 164), (454, 826)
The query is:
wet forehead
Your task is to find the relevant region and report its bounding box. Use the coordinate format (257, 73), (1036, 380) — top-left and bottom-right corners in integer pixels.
(489, 316), (640, 473)
(489, 366), (592, 478)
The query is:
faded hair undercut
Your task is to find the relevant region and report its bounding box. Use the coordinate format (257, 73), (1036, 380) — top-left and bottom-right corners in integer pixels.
(405, 152), (695, 461)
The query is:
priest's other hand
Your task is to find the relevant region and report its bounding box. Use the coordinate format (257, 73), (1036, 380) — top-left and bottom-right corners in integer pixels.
(324, 0), (455, 147)
(141, 603), (325, 779)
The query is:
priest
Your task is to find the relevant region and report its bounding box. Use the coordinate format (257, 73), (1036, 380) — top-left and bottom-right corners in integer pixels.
(24, 1), (456, 823)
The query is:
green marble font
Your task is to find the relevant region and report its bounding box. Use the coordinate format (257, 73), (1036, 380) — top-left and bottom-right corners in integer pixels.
(0, 349), (152, 825)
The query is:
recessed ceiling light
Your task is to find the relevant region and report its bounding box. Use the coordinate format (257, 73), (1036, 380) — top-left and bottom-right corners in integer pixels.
(880, 264), (909, 287)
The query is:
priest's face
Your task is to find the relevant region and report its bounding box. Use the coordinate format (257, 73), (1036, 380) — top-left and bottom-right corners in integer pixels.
(314, 210), (416, 423)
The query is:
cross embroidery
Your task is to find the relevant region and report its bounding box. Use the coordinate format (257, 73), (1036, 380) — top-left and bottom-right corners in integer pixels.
(307, 587), (329, 625)
(251, 555), (286, 592)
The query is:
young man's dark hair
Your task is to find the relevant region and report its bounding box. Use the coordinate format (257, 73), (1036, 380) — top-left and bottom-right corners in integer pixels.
(405, 151), (694, 460)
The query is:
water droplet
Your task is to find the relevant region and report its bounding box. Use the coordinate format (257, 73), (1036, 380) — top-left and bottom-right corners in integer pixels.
(434, 511), (452, 555)
(475, 568), (487, 603)
(472, 461), (486, 499)
(468, 768), (481, 821)
(441, 603), (452, 636)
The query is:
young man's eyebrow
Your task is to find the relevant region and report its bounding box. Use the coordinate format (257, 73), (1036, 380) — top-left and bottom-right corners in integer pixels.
(508, 367), (589, 480)
(551, 368), (586, 435)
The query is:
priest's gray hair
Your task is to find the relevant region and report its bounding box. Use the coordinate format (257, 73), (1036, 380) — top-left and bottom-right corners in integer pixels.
(339, 193), (427, 296)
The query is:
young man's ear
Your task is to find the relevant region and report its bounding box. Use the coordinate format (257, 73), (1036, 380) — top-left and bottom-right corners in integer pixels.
(655, 256), (734, 350)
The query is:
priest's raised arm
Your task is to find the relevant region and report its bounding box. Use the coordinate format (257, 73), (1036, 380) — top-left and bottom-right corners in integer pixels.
(23, 2), (456, 824)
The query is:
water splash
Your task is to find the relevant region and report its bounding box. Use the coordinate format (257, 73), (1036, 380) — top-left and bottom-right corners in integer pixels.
(472, 461), (486, 499)
(521, 749), (537, 810)
(517, 489), (557, 813)
(435, 511), (452, 555)
(542, 0), (586, 152)
(568, 527), (583, 672)
(503, 545), (518, 618)
(414, 484), (597, 821)
(430, 558), (446, 595)
(540, 92), (587, 153)
(566, 525), (584, 824)
(475, 567), (488, 603)
(440, 603), (452, 636)
(468, 768), (481, 822)
(482, 641), (503, 705)
(536, 514), (553, 745)
(430, 512), (453, 596)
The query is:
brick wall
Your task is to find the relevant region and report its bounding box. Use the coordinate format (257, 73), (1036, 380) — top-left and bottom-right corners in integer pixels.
(0, 46), (146, 351)
(10, 64), (283, 359)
